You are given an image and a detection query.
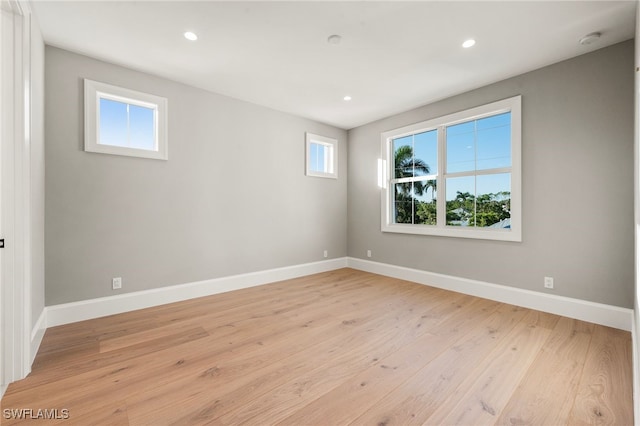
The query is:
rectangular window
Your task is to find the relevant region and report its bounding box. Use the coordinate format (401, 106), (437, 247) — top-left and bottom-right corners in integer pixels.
(390, 129), (438, 225)
(306, 133), (338, 179)
(380, 96), (521, 242)
(84, 79), (168, 160)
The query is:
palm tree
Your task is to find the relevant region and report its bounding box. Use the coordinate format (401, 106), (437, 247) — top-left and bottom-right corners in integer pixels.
(394, 145), (430, 196)
(424, 179), (437, 200)
(394, 145), (432, 223)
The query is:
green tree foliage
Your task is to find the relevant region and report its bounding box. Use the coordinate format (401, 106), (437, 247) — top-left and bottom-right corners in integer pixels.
(392, 146), (510, 228)
(416, 199), (437, 225)
(393, 145), (436, 225)
(446, 191), (510, 227)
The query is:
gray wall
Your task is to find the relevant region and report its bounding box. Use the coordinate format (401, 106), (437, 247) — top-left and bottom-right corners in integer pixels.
(348, 40), (634, 308)
(46, 41), (633, 309)
(45, 46), (347, 305)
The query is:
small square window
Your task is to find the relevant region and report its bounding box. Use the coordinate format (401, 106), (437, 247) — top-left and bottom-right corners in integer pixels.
(306, 133), (337, 179)
(84, 79), (168, 160)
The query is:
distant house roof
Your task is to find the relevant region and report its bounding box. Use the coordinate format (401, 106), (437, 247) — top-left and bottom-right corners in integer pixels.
(489, 218), (511, 229)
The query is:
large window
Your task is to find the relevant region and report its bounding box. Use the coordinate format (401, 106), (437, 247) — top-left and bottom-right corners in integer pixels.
(84, 79), (168, 160)
(380, 96), (521, 241)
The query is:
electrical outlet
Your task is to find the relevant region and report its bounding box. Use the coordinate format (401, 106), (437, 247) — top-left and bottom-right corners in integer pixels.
(367, 250), (372, 258)
(544, 276), (554, 289)
(112, 277), (122, 290)
(323, 250), (328, 258)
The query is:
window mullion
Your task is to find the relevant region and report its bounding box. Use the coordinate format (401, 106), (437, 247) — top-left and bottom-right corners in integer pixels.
(473, 120), (477, 227)
(437, 125), (446, 228)
(411, 182), (415, 225)
(412, 134), (416, 179)
(446, 167), (511, 178)
(126, 103), (130, 148)
(394, 175), (437, 184)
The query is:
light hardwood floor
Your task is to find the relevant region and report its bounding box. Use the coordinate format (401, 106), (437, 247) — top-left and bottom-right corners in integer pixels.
(1, 268), (633, 425)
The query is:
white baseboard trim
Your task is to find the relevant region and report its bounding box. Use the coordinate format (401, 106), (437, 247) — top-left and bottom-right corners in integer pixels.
(37, 255), (633, 334)
(30, 308), (47, 365)
(633, 310), (640, 425)
(631, 312), (640, 425)
(46, 258), (348, 328)
(347, 257), (633, 331)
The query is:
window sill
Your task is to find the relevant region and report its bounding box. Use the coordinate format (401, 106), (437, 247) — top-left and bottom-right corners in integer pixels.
(381, 223), (521, 242)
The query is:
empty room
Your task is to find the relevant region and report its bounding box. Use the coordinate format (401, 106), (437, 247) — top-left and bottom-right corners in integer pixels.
(1, 0), (639, 424)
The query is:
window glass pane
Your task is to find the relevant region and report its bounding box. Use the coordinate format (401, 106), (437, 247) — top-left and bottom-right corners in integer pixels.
(476, 173), (511, 228)
(445, 174), (511, 228)
(129, 104), (155, 151)
(415, 179), (437, 225)
(309, 142), (332, 173)
(310, 143), (321, 172)
(476, 113), (510, 170)
(447, 112), (511, 173)
(99, 98), (128, 147)
(393, 131), (436, 179)
(309, 143), (318, 171)
(413, 130), (437, 176)
(324, 145), (334, 174)
(446, 176), (475, 226)
(446, 127), (475, 173)
(394, 181), (437, 225)
(476, 111), (510, 131)
(318, 144), (325, 171)
(394, 182), (414, 224)
(446, 120), (474, 136)
(393, 135), (413, 178)
(99, 98), (157, 152)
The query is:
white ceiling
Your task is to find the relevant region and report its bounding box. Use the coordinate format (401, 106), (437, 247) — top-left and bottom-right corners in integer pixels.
(31, 1), (636, 130)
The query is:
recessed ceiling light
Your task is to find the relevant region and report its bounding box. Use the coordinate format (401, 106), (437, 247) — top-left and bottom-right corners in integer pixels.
(343, 95), (352, 101)
(184, 31), (198, 41)
(579, 32), (601, 46)
(328, 35), (342, 45)
(462, 39), (476, 48)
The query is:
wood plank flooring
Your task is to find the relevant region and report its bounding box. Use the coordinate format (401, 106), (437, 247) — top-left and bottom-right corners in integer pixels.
(1, 268), (633, 425)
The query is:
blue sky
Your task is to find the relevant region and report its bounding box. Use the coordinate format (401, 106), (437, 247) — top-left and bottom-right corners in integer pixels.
(99, 98), (155, 150)
(309, 142), (326, 173)
(393, 112), (511, 202)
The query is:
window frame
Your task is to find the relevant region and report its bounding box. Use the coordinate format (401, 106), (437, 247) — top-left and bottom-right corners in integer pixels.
(380, 96), (522, 242)
(306, 132), (338, 179)
(84, 79), (168, 160)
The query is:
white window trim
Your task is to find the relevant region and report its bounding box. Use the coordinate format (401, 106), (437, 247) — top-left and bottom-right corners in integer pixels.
(84, 79), (168, 160)
(380, 95), (522, 242)
(306, 132), (338, 179)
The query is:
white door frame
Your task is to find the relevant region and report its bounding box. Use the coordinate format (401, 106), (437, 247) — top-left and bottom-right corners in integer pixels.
(634, 0), (640, 420)
(1, 0), (32, 397)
